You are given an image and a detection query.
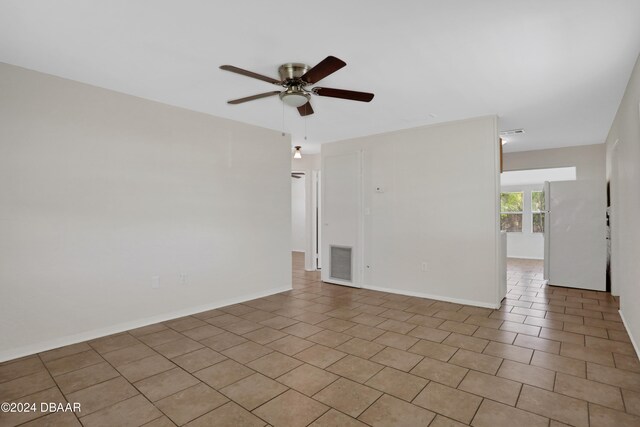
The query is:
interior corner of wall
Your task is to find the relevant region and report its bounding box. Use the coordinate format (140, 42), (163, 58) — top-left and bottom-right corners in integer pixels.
(619, 308), (640, 360)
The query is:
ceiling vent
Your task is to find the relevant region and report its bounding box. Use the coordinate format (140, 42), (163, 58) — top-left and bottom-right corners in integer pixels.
(500, 129), (525, 136)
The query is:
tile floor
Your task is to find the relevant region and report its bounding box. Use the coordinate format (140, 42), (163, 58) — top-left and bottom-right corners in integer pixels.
(1, 254), (639, 426)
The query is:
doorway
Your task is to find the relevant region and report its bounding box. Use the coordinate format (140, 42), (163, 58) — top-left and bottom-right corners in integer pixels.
(606, 139), (620, 295)
(500, 167), (577, 262)
(291, 171), (306, 254)
(312, 170), (322, 270)
(291, 169), (322, 272)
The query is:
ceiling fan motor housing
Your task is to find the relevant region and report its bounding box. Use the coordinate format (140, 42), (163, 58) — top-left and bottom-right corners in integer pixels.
(278, 63), (311, 83)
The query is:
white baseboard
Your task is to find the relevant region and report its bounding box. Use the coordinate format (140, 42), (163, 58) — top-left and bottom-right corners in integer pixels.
(619, 309), (640, 358)
(364, 285), (501, 309)
(0, 285), (292, 363)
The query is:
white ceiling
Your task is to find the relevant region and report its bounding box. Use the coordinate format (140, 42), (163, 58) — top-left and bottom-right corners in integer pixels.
(1, 1), (639, 154)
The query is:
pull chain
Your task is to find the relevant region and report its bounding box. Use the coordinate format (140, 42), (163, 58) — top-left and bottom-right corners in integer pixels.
(281, 102), (285, 136)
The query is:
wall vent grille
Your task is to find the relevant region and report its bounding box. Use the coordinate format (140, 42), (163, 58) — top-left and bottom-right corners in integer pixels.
(330, 246), (352, 282)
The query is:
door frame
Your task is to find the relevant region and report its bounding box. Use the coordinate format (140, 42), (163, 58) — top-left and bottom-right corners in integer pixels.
(311, 170), (321, 270)
(608, 139), (620, 296)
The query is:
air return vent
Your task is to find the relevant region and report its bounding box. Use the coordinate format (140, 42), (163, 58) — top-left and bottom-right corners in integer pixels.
(499, 129), (525, 136)
(330, 246), (352, 282)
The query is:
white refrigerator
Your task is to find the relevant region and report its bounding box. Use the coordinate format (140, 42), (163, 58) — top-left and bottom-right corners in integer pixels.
(543, 180), (606, 291)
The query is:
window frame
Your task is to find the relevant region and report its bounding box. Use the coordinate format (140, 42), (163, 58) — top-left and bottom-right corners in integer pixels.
(531, 190), (545, 233)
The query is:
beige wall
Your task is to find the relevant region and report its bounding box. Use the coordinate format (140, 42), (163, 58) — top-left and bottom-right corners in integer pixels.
(292, 153), (320, 172)
(0, 63), (292, 361)
(322, 116), (502, 307)
(605, 53), (640, 353)
(503, 144), (606, 183)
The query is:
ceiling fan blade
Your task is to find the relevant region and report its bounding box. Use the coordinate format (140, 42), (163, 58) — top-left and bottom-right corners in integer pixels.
(220, 65), (281, 85)
(227, 91), (281, 104)
(313, 87), (374, 102)
(301, 56), (346, 84)
(297, 102), (314, 116)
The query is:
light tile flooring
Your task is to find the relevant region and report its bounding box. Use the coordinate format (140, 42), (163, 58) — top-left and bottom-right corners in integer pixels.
(1, 254), (639, 426)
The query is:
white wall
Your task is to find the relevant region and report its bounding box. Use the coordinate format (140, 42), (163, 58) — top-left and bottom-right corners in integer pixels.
(605, 53), (640, 354)
(291, 175), (306, 252)
(322, 116), (501, 308)
(0, 63), (292, 361)
(501, 184), (544, 259)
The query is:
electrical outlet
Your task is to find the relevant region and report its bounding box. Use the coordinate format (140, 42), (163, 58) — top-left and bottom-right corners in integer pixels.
(180, 273), (187, 285)
(151, 275), (160, 289)
(420, 262), (428, 272)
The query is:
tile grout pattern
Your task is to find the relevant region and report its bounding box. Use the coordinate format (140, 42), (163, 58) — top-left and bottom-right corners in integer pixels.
(0, 254), (638, 426)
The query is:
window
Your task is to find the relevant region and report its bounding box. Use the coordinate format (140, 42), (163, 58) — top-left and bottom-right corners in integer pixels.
(500, 192), (523, 232)
(532, 191), (545, 233)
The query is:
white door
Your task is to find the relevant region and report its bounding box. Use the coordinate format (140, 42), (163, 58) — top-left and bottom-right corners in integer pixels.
(545, 180), (606, 290)
(321, 152), (361, 287)
(543, 181), (550, 281)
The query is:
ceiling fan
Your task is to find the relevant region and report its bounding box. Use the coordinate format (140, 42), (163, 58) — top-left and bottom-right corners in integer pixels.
(220, 56), (374, 116)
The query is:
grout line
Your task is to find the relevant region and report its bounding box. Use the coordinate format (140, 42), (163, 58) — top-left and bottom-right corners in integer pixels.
(352, 392), (384, 424)
(24, 353), (78, 425)
(6, 262), (638, 426)
(43, 349), (106, 379)
(87, 338), (206, 421)
(301, 406), (332, 427)
(513, 377), (525, 409)
(468, 397), (485, 425)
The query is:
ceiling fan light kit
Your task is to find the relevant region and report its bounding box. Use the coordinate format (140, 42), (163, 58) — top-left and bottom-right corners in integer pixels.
(280, 87), (310, 107)
(220, 56), (374, 116)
